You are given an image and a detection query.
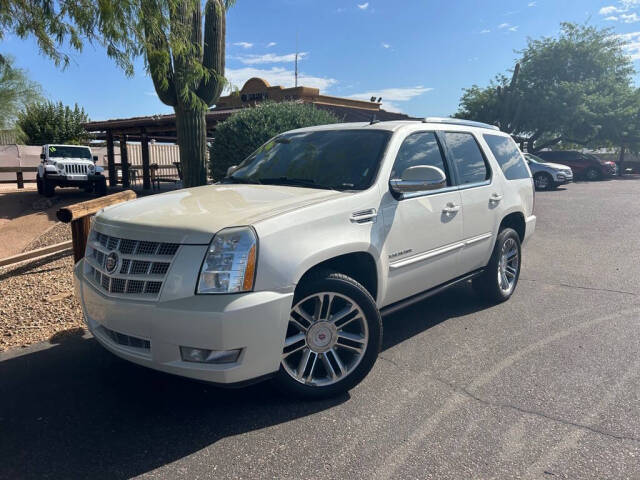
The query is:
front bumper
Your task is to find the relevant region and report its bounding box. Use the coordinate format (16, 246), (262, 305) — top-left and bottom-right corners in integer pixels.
(74, 260), (294, 384)
(553, 172), (573, 184)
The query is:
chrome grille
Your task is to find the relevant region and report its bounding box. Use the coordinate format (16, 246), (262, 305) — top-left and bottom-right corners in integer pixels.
(84, 230), (180, 299)
(62, 164), (89, 175)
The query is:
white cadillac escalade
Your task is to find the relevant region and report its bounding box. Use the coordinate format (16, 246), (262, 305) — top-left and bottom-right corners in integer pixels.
(74, 118), (536, 398)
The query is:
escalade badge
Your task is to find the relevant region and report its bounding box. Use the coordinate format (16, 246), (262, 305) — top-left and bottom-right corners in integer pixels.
(105, 252), (119, 274)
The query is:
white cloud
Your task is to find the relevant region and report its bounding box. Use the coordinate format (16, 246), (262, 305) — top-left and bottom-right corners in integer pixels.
(617, 31), (640, 60)
(498, 23), (510, 29)
(480, 29), (491, 34)
(349, 86), (433, 102)
(381, 43), (391, 49)
(235, 52), (308, 65)
(233, 42), (253, 49)
(357, 2), (369, 10)
(621, 12), (640, 21)
(528, 1), (537, 6)
(266, 42), (277, 48)
(225, 67), (337, 92)
(144, 91), (157, 97)
(509, 25), (519, 31)
(599, 1), (640, 21)
(600, 5), (621, 14)
(380, 101), (403, 113)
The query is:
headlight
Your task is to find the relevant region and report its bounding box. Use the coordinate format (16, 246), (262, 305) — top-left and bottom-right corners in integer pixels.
(197, 227), (257, 294)
(88, 164), (95, 172)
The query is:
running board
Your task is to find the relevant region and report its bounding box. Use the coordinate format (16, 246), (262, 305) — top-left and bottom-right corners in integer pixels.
(380, 269), (484, 317)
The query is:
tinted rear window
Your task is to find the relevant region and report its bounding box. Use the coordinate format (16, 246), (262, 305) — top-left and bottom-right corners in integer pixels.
(483, 134), (530, 180)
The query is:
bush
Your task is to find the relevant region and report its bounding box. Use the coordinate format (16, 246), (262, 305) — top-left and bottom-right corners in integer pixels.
(209, 102), (339, 180)
(17, 101), (89, 145)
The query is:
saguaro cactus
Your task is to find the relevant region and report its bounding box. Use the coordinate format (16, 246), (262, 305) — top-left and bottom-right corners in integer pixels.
(143, 0), (228, 187)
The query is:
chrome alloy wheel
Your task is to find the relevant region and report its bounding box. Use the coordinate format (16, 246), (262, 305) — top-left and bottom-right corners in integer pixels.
(498, 237), (519, 294)
(281, 292), (369, 387)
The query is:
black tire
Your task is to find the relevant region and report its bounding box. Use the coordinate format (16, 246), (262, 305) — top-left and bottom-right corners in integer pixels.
(42, 176), (55, 197)
(36, 176), (43, 195)
(95, 177), (107, 196)
(274, 271), (382, 398)
(472, 228), (522, 304)
(533, 172), (553, 191)
(585, 167), (602, 181)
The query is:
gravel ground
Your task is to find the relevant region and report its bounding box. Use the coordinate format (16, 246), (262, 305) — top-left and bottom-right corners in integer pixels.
(0, 252), (84, 351)
(22, 222), (72, 252)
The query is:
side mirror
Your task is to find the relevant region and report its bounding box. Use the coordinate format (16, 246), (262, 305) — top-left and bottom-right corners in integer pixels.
(40, 153), (45, 160)
(92, 155), (98, 162)
(226, 165), (238, 177)
(390, 165), (447, 195)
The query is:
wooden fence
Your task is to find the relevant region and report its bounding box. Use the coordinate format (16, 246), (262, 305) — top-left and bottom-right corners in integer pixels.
(0, 166), (38, 188)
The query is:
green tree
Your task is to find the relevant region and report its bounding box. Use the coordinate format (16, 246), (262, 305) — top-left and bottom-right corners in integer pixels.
(2, 0), (233, 187)
(17, 101), (89, 145)
(456, 23), (636, 153)
(209, 102), (340, 181)
(0, 56), (41, 130)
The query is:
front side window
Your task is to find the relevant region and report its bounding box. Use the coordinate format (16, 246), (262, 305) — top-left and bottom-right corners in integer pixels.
(228, 129), (391, 191)
(443, 132), (490, 185)
(484, 134), (530, 180)
(390, 131), (450, 186)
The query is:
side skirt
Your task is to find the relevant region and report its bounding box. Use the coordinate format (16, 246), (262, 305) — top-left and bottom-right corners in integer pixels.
(380, 269), (484, 317)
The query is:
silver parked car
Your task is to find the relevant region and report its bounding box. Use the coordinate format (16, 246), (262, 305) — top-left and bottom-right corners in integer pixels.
(524, 153), (573, 190)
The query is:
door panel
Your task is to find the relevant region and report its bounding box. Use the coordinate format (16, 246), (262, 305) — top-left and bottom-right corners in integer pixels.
(381, 130), (463, 307)
(382, 190), (463, 306)
(458, 185), (499, 273)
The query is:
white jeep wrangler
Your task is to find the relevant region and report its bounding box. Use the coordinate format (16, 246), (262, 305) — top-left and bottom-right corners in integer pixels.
(74, 118), (536, 398)
(37, 144), (107, 197)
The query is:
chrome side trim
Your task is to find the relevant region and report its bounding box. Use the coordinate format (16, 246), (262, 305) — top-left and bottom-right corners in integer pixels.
(389, 241), (464, 270)
(464, 232), (493, 246)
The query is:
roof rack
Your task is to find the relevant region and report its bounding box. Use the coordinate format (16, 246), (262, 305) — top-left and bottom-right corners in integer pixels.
(421, 117), (500, 131)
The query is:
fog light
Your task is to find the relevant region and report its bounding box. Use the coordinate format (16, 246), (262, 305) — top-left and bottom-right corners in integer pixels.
(180, 346), (241, 364)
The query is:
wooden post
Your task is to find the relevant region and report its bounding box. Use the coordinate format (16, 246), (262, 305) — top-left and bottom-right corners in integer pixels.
(121, 134), (130, 188)
(16, 171), (24, 189)
(56, 190), (137, 262)
(70, 217), (92, 262)
(107, 130), (116, 187)
(141, 132), (152, 190)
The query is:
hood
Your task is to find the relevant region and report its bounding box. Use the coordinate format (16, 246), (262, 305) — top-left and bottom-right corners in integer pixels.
(94, 184), (346, 244)
(541, 162), (571, 171)
(53, 157), (94, 164)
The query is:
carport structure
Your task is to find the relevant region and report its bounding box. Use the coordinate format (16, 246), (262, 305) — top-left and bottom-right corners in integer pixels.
(84, 78), (414, 191)
(83, 109), (240, 190)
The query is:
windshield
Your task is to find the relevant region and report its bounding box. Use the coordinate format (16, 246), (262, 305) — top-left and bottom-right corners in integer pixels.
(227, 129), (391, 191)
(48, 145), (91, 159)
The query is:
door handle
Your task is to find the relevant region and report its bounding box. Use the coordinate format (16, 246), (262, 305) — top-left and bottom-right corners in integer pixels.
(442, 203), (460, 214)
(489, 193), (503, 203)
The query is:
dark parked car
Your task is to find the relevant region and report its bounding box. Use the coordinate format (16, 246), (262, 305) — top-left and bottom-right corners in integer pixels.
(536, 151), (616, 180)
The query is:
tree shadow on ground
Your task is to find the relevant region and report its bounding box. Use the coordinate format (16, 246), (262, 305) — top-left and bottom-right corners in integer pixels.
(0, 283), (486, 479)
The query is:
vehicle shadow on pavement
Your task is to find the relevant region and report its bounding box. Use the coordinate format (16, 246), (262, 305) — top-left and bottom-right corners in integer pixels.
(0, 284), (485, 480)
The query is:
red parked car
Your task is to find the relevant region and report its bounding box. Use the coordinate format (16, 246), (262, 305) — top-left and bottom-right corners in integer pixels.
(535, 151), (616, 180)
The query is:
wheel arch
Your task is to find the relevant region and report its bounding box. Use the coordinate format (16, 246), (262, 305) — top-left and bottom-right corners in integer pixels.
(295, 250), (380, 301)
(499, 211), (526, 242)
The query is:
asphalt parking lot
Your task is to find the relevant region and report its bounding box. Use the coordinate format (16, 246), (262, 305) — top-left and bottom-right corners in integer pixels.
(1, 178), (640, 479)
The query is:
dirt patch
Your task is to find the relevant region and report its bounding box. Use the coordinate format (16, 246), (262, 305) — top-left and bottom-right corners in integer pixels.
(0, 253), (84, 351)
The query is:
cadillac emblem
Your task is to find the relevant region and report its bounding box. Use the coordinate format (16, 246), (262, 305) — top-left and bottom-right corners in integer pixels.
(105, 251), (119, 274)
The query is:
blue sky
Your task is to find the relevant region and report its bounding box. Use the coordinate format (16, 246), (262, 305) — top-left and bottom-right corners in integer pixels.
(3, 0), (640, 121)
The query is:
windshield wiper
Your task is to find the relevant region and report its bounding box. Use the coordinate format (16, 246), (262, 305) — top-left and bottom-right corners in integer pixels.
(222, 176), (261, 185)
(258, 177), (333, 189)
